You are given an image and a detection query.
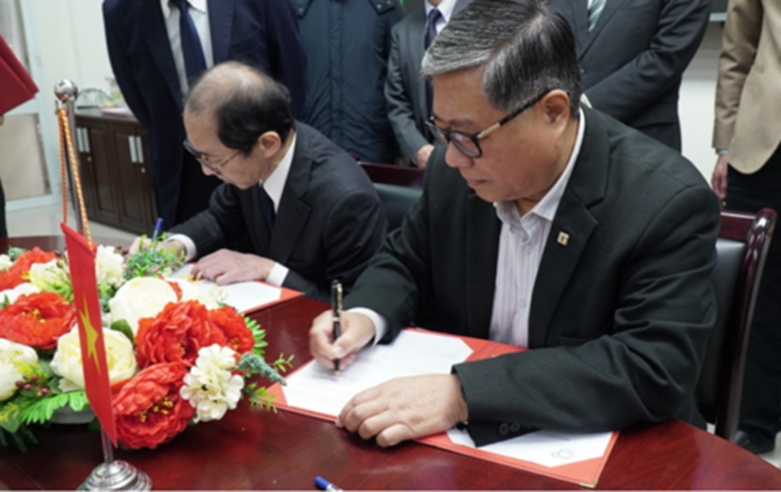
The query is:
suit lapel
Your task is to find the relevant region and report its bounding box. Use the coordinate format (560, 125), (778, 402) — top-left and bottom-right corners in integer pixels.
(142, 0), (183, 108)
(208, 0), (234, 63)
(465, 194), (502, 339)
(528, 109), (608, 347)
(579, 0), (628, 58)
(268, 129), (312, 264)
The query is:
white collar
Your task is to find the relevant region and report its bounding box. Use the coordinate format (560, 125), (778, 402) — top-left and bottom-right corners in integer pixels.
(259, 132), (297, 212)
(161, 0), (207, 18)
(425, 0), (458, 22)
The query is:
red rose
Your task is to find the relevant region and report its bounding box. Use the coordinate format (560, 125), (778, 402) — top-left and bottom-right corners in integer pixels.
(0, 292), (76, 349)
(135, 301), (220, 369)
(0, 248), (58, 291)
(208, 306), (255, 355)
(113, 362), (194, 450)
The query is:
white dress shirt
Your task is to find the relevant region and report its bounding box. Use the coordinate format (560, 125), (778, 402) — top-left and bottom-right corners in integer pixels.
(160, 0), (214, 99)
(425, 0), (459, 34)
(170, 133), (298, 286)
(366, 109), (586, 348)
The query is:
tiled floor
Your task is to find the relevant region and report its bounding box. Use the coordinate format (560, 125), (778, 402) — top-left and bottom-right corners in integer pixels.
(5, 202), (781, 469)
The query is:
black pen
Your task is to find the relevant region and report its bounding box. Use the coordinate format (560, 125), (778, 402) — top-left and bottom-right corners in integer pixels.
(331, 279), (343, 374)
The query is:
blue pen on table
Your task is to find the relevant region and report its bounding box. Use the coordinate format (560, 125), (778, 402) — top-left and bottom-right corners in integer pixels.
(151, 217), (164, 243)
(315, 476), (343, 492)
(331, 279), (343, 374)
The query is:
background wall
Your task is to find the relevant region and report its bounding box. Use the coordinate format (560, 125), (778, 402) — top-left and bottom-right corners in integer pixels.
(6, 2), (725, 210)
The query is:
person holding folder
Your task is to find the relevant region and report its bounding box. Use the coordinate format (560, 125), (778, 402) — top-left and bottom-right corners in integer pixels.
(309, 0), (720, 447)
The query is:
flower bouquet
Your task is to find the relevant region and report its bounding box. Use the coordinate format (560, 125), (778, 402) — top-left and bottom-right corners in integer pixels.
(0, 242), (291, 452)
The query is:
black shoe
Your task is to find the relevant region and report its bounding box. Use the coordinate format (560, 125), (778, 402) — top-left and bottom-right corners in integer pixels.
(734, 430), (776, 454)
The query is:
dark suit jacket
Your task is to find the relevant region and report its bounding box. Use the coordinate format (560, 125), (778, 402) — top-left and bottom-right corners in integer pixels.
(346, 108), (720, 445)
(170, 123), (387, 302)
(385, 0), (470, 165)
(549, 0), (710, 151)
(103, 0), (307, 225)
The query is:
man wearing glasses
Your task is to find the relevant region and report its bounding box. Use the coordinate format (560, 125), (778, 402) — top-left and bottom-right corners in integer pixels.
(309, 0), (720, 447)
(131, 61), (387, 302)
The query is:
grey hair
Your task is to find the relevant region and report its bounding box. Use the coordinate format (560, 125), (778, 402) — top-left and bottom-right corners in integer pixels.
(421, 0), (581, 117)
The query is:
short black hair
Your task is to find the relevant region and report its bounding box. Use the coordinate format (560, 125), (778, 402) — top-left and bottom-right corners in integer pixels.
(186, 61), (295, 155)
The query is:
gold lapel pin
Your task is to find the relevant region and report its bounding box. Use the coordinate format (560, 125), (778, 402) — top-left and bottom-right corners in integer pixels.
(557, 231), (569, 246)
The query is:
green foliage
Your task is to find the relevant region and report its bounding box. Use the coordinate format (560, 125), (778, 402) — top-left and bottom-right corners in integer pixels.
(237, 352), (289, 385)
(19, 390), (89, 426)
(0, 424), (37, 454)
(124, 233), (185, 279)
(98, 282), (118, 313)
(1, 294), (10, 310)
(110, 319), (135, 345)
(244, 383), (278, 412)
(7, 247), (26, 261)
(0, 396), (34, 434)
(242, 315), (268, 357)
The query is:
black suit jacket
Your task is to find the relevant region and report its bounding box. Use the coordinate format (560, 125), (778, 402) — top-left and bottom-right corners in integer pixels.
(170, 123), (387, 302)
(103, 0), (307, 225)
(346, 108), (720, 445)
(549, 0), (710, 151)
(385, 0), (471, 165)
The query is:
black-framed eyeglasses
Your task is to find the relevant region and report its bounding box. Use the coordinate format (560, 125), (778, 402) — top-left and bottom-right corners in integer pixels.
(183, 140), (242, 175)
(425, 90), (551, 158)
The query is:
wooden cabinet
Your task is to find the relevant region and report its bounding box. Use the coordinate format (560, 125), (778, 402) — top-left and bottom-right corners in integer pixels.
(75, 110), (157, 235)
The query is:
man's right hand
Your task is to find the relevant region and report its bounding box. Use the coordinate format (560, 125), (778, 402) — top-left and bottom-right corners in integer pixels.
(309, 310), (376, 371)
(128, 237), (186, 256)
(712, 154), (729, 202)
(414, 144), (435, 169)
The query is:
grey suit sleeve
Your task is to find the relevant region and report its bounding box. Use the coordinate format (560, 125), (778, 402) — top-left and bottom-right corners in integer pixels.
(454, 185), (720, 445)
(385, 25), (429, 165)
(283, 188), (388, 302)
(584, 0), (710, 122)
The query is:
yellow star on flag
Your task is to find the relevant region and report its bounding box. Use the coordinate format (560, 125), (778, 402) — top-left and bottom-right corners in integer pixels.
(80, 297), (101, 376)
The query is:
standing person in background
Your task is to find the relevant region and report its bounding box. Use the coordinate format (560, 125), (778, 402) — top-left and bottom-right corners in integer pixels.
(291, 0), (402, 164)
(385, 0), (471, 168)
(548, 0), (710, 151)
(103, 0), (307, 227)
(712, 0), (781, 455)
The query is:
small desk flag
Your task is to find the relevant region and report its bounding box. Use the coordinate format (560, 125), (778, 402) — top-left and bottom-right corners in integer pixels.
(61, 223), (118, 446)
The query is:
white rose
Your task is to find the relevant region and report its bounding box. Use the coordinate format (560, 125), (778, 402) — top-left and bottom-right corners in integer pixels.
(180, 344), (244, 423)
(0, 282), (41, 305)
(27, 260), (66, 291)
(95, 245), (125, 288)
(167, 278), (222, 310)
(109, 277), (177, 334)
(0, 254), (12, 271)
(0, 338), (39, 401)
(51, 327), (138, 392)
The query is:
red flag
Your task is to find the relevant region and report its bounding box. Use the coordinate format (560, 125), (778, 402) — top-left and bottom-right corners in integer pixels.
(61, 223), (117, 446)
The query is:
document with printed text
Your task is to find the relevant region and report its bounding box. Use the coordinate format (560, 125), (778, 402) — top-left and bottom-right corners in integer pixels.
(268, 329), (618, 487)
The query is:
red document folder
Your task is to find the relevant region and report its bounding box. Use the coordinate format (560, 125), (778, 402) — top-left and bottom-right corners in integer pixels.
(0, 34), (38, 115)
(267, 328), (618, 488)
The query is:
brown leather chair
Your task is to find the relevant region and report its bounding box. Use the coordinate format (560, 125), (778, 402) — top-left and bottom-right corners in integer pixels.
(359, 162), (424, 230)
(697, 208), (776, 440)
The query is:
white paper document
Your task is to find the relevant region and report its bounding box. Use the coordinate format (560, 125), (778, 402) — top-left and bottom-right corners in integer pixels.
(170, 264), (282, 313)
(282, 329), (612, 467)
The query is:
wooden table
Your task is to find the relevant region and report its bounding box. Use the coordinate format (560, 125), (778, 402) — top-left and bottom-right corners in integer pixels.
(2, 237), (781, 490)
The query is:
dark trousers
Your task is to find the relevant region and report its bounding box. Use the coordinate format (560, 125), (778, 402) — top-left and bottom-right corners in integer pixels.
(727, 146), (781, 440)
